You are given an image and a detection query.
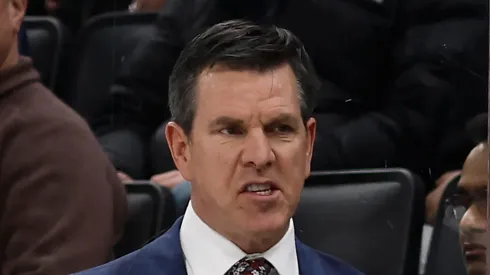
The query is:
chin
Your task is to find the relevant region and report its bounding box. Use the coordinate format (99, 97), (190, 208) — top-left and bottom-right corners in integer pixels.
(244, 211), (290, 235)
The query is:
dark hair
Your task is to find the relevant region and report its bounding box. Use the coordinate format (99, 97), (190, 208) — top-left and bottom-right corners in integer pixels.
(466, 113), (488, 145)
(168, 19), (320, 135)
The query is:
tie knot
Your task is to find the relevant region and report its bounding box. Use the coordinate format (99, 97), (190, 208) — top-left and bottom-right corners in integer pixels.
(226, 256), (274, 275)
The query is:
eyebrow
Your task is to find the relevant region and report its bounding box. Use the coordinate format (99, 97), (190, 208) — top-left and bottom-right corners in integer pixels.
(455, 186), (466, 194)
(267, 113), (300, 126)
(208, 113), (301, 129)
(457, 183), (487, 195)
(209, 116), (245, 129)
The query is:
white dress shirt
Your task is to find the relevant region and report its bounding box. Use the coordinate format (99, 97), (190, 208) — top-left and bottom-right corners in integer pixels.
(180, 202), (300, 275)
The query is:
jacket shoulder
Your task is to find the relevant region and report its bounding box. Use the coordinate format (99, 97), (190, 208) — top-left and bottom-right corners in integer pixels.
(74, 220), (186, 275)
(297, 240), (364, 275)
(74, 246), (179, 275)
(315, 250), (364, 275)
(74, 251), (138, 275)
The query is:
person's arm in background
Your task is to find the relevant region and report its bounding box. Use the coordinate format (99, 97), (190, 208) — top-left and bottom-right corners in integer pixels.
(311, 0), (486, 180)
(0, 106), (127, 274)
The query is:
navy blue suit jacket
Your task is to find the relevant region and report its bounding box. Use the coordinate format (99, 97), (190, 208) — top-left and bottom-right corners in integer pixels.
(75, 217), (363, 275)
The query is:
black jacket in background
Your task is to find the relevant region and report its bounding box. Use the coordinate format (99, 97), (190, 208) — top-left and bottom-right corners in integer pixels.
(19, 25), (29, 56)
(93, 0), (488, 181)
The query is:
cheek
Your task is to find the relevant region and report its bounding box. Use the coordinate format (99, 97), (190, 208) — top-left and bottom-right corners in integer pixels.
(0, 27), (10, 57)
(274, 144), (308, 190)
(464, 208), (487, 227)
(275, 141), (308, 168)
(459, 208), (487, 239)
(190, 143), (238, 191)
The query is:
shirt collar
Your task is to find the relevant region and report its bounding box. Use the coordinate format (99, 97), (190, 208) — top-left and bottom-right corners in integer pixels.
(180, 201), (298, 275)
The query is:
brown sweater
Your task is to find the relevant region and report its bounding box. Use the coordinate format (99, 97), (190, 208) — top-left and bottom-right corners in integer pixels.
(0, 58), (127, 274)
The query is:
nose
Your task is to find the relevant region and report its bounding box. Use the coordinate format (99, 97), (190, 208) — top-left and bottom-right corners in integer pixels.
(460, 206), (487, 236)
(240, 128), (275, 171)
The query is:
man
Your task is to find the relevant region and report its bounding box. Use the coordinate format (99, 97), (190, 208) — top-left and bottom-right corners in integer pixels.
(75, 20), (363, 275)
(445, 113), (487, 275)
(93, 0), (486, 192)
(456, 114), (488, 275)
(44, 0), (83, 31)
(0, 0), (127, 274)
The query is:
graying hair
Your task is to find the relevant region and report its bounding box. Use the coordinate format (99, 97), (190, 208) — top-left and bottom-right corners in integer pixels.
(168, 20), (320, 135)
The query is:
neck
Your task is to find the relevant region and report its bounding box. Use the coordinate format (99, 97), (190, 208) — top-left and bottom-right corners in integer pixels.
(1, 45), (19, 71)
(192, 199), (289, 254)
(228, 225), (288, 254)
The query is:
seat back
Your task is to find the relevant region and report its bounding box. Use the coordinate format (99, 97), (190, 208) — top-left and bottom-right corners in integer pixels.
(424, 176), (467, 275)
(294, 168), (425, 275)
(114, 182), (174, 258)
(67, 12), (157, 121)
(81, 0), (133, 24)
(150, 122), (177, 174)
(23, 16), (66, 91)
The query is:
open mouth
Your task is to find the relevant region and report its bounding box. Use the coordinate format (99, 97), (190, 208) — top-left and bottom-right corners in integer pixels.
(464, 243), (486, 262)
(242, 182), (279, 196)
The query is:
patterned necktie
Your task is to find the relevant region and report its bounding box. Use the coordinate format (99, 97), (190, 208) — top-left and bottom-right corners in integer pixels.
(225, 256), (274, 275)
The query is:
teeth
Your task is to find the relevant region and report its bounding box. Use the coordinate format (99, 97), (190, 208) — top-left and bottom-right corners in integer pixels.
(246, 184), (271, 192)
(256, 190), (272, 196)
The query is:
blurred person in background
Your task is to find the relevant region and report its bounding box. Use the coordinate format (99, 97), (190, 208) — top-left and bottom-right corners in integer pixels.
(93, 0), (487, 221)
(444, 113), (487, 275)
(129, 0), (167, 12)
(125, 0), (187, 213)
(0, 0), (127, 273)
(43, 0), (82, 31)
(41, 0), (168, 30)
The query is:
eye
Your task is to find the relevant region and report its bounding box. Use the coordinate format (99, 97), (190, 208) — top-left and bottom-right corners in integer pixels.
(273, 124), (294, 133)
(219, 126), (244, 136)
(447, 193), (471, 208)
(474, 190), (488, 209)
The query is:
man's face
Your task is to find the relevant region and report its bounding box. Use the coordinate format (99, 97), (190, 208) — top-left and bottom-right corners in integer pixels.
(458, 143), (488, 275)
(167, 63), (315, 251)
(0, 0), (13, 67)
(0, 0), (25, 69)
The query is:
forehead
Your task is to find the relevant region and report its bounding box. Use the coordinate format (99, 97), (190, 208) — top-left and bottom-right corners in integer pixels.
(194, 63), (301, 119)
(459, 144), (488, 190)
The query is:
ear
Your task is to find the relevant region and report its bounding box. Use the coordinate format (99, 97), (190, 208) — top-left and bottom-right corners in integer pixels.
(304, 117), (316, 178)
(9, 0), (27, 32)
(165, 121), (193, 181)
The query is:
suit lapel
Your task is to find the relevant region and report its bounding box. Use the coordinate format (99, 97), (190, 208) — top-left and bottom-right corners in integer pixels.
(296, 238), (326, 275)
